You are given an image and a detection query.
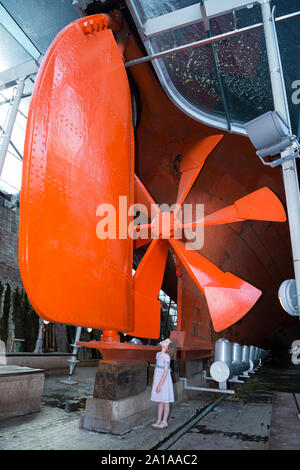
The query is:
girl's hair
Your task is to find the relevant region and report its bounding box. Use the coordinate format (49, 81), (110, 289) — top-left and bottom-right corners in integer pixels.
(166, 340), (177, 361)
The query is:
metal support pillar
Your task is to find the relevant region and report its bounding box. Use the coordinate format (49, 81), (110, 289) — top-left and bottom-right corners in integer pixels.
(60, 326), (82, 385)
(260, 0), (300, 315)
(34, 318), (44, 354)
(179, 377), (235, 395)
(229, 376), (244, 384)
(0, 78), (26, 175)
(241, 371), (250, 378)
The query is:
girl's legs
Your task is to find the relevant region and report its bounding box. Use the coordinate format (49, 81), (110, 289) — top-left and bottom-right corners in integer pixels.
(162, 402), (170, 424)
(152, 402), (171, 428)
(157, 402), (164, 422)
(151, 402), (164, 427)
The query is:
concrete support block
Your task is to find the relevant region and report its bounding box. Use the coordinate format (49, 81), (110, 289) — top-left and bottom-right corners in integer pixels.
(80, 381), (184, 435)
(6, 353), (72, 376)
(0, 365), (45, 419)
(93, 361), (148, 400)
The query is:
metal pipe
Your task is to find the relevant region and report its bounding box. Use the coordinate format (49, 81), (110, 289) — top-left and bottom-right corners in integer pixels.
(125, 9), (300, 68)
(0, 124), (23, 160)
(208, 19), (231, 131)
(0, 92), (31, 107)
(157, 392), (228, 450)
(34, 318), (44, 353)
(0, 78), (25, 176)
(60, 326), (82, 385)
(180, 377), (234, 395)
(260, 0), (300, 316)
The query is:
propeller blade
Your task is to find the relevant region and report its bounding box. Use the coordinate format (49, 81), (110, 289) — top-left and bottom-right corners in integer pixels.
(128, 239), (169, 338)
(170, 238), (261, 332)
(203, 205), (243, 226)
(133, 238), (152, 250)
(134, 174), (160, 219)
(234, 187), (286, 222)
(182, 187), (286, 228)
(175, 135), (223, 213)
(203, 273), (262, 332)
(180, 205), (243, 229)
(131, 223), (152, 249)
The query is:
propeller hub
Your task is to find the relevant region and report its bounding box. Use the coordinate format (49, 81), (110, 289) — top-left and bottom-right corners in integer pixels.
(151, 212), (178, 239)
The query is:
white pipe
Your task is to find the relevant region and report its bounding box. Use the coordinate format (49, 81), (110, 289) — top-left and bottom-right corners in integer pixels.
(260, 0), (300, 315)
(179, 377), (235, 395)
(0, 78), (26, 176)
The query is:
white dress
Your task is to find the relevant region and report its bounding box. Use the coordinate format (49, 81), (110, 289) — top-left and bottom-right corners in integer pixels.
(151, 352), (174, 403)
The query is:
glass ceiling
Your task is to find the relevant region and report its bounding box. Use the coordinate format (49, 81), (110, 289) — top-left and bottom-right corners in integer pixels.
(1, 0), (300, 194)
(132, 0), (200, 22)
(0, 0), (79, 194)
(126, 0), (300, 137)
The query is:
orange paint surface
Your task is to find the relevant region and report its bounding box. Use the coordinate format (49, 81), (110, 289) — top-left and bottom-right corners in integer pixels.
(18, 13), (293, 356)
(19, 16), (134, 331)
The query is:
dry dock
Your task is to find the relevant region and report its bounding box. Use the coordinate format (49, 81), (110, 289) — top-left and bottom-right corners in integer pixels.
(0, 356), (299, 451)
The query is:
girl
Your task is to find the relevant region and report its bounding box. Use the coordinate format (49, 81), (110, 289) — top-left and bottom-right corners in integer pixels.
(150, 338), (177, 429)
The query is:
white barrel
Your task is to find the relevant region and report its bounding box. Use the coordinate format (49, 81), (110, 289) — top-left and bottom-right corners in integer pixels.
(210, 338), (232, 383)
(253, 347), (260, 368)
(231, 342), (243, 376)
(248, 345), (256, 371)
(241, 345), (250, 372)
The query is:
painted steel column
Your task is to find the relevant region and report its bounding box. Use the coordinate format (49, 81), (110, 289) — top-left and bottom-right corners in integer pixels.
(260, 0), (300, 315)
(0, 78), (26, 176)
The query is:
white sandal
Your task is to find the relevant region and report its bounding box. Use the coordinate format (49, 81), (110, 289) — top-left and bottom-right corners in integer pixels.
(151, 421), (162, 429)
(157, 421), (168, 429)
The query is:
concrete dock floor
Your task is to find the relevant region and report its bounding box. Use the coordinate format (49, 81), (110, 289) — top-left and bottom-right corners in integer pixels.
(0, 358), (299, 451)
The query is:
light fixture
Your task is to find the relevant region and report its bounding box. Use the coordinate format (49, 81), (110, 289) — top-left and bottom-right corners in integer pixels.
(278, 279), (299, 316)
(87, 328), (92, 333)
(128, 337), (143, 345)
(244, 111), (299, 167)
(43, 320), (50, 325)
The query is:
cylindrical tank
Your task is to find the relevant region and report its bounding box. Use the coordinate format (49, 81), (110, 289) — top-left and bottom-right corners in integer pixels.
(261, 349), (269, 362)
(241, 345), (250, 372)
(248, 345), (256, 371)
(257, 348), (263, 365)
(231, 342), (243, 376)
(210, 338), (233, 382)
(254, 347), (261, 368)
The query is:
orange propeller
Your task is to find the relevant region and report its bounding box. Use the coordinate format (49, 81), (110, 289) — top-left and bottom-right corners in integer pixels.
(131, 136), (287, 333)
(130, 239), (169, 338)
(183, 187), (287, 229)
(169, 239), (261, 332)
(18, 12), (287, 339)
(174, 135), (223, 216)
